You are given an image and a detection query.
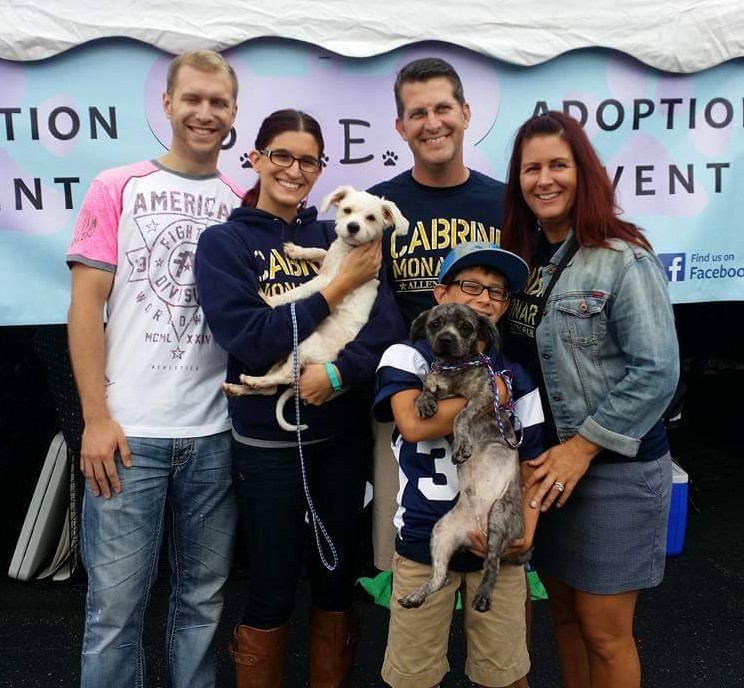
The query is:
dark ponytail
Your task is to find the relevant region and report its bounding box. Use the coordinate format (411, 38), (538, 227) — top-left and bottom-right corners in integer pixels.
(242, 181), (261, 207)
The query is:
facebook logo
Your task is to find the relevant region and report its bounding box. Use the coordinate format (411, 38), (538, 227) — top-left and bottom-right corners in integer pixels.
(658, 253), (686, 282)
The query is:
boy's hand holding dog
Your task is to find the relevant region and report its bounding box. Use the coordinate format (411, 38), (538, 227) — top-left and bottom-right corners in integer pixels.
(469, 463), (538, 559)
(467, 531), (533, 559)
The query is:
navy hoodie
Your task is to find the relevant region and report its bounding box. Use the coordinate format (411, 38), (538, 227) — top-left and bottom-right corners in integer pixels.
(195, 204), (406, 442)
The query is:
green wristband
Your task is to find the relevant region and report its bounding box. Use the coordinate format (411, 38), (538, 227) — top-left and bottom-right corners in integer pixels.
(324, 362), (342, 392)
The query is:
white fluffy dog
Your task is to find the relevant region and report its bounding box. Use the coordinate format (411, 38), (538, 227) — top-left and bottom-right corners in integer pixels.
(223, 185), (408, 431)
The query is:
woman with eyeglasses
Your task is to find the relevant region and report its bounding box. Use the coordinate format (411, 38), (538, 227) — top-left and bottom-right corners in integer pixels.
(501, 111), (679, 688)
(195, 109), (405, 687)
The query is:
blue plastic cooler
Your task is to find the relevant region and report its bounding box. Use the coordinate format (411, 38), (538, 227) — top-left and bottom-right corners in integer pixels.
(666, 460), (688, 556)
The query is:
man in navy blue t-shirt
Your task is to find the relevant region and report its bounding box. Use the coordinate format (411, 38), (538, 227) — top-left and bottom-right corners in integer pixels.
(369, 57), (508, 571)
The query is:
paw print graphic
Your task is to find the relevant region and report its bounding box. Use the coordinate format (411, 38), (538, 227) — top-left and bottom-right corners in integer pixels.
(382, 151), (398, 167)
(320, 153), (330, 168)
(240, 153), (253, 169)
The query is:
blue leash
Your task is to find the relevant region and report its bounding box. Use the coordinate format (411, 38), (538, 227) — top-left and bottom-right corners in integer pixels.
(290, 303), (339, 571)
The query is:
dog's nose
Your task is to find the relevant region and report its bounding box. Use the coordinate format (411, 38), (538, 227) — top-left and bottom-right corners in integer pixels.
(438, 333), (454, 345)
(347, 222), (360, 234)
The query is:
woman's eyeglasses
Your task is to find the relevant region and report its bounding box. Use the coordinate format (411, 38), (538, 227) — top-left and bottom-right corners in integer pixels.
(450, 279), (510, 302)
(260, 149), (322, 173)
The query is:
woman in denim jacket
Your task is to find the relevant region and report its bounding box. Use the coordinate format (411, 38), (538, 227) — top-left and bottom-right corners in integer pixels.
(501, 111), (679, 688)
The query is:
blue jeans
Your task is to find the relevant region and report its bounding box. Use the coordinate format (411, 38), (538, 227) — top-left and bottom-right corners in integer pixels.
(80, 432), (236, 688)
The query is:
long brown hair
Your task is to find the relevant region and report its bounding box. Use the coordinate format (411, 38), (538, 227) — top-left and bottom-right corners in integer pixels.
(501, 111), (652, 266)
(242, 109), (324, 208)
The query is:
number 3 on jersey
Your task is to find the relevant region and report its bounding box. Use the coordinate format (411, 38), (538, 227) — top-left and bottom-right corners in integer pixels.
(416, 437), (459, 500)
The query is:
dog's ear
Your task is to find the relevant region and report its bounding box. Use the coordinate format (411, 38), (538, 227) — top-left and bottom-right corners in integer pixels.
(320, 185), (356, 212)
(380, 198), (410, 236)
(477, 314), (501, 352)
(410, 311), (430, 342)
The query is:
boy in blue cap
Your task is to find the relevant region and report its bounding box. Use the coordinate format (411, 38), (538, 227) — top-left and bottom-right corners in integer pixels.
(374, 242), (544, 688)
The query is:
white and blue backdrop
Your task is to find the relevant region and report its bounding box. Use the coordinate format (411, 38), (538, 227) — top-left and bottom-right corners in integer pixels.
(2, 1), (744, 324)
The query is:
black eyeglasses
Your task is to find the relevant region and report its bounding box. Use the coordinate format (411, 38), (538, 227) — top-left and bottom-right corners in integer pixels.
(259, 148), (322, 173)
(450, 279), (510, 302)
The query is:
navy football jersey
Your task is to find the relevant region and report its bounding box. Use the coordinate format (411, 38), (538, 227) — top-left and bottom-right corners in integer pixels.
(374, 339), (544, 569)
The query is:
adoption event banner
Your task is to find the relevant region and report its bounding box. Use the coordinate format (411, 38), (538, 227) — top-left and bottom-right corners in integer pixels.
(1, 39), (743, 325)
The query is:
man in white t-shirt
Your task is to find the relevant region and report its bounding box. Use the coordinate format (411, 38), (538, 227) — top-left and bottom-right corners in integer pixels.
(67, 50), (242, 688)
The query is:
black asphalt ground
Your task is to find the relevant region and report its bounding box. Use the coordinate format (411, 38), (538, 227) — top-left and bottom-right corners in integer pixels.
(2, 367), (743, 687)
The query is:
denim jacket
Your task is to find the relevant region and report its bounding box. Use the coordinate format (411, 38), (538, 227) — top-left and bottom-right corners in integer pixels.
(536, 231), (679, 457)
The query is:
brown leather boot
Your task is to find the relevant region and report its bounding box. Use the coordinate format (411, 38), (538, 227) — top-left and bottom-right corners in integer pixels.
(230, 624), (287, 688)
(308, 608), (360, 688)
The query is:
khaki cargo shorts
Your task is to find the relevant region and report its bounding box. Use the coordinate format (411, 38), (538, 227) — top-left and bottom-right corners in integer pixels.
(382, 553), (530, 688)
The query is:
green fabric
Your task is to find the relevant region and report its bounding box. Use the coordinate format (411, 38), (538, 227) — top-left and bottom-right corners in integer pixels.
(357, 569), (393, 607)
(357, 568), (549, 609)
(527, 569), (548, 600)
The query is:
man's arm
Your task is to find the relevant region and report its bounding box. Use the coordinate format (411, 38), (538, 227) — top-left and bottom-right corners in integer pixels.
(68, 264), (131, 498)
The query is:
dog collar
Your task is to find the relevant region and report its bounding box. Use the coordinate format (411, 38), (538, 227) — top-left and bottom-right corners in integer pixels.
(430, 353), (523, 449)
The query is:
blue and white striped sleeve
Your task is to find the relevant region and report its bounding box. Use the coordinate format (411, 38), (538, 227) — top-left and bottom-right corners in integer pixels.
(373, 342), (429, 423)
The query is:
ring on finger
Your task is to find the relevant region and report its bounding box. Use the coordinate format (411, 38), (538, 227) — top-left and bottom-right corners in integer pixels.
(552, 480), (566, 493)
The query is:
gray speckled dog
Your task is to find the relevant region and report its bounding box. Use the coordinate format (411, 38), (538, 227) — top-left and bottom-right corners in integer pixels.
(399, 302), (528, 613)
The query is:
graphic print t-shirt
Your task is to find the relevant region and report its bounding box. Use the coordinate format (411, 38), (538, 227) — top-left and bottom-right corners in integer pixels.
(369, 170), (505, 326)
(67, 160), (243, 437)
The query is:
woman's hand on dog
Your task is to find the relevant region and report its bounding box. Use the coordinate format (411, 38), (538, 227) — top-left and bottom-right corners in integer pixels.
(339, 239), (382, 288)
(299, 363), (338, 405)
(525, 434), (602, 511)
(320, 239), (382, 309)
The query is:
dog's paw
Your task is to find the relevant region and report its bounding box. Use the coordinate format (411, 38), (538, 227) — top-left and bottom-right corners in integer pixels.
(223, 381), (277, 397)
(415, 393), (439, 419)
(282, 242), (301, 259)
(472, 593), (492, 614)
(222, 382), (247, 398)
(452, 438), (473, 464)
(398, 593), (425, 609)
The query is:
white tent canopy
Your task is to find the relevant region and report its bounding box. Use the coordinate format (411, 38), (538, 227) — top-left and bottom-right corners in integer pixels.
(2, 0), (743, 72)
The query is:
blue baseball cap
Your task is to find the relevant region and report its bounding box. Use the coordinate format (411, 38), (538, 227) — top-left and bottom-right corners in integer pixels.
(438, 242), (529, 293)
